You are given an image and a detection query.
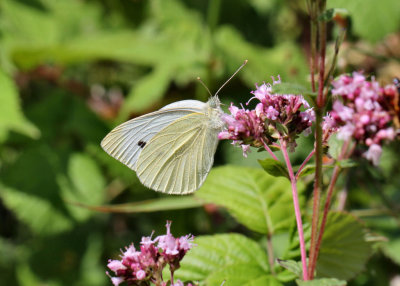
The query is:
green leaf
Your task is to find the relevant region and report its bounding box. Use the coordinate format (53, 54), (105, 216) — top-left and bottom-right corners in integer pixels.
(296, 164), (334, 178)
(296, 278), (346, 286)
(196, 166), (304, 235)
(258, 158), (289, 179)
(120, 64), (174, 117)
(215, 26), (309, 86)
(207, 264), (283, 286)
(0, 147), (74, 235)
(271, 82), (316, 107)
(0, 69), (40, 142)
(74, 196), (203, 213)
(176, 233), (270, 283)
(327, 0), (400, 42)
(382, 238), (400, 266)
(271, 82), (316, 97)
(336, 159), (357, 169)
(327, 134), (344, 160)
(317, 212), (372, 280)
(276, 259), (302, 278)
(0, 184), (73, 235)
(11, 31), (168, 69)
(60, 153), (106, 221)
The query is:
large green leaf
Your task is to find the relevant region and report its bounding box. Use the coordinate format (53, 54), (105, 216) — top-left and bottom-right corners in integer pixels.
(207, 264), (283, 286)
(176, 233), (270, 283)
(317, 212), (372, 280)
(0, 69), (39, 142)
(120, 64), (175, 117)
(327, 0), (400, 42)
(11, 31), (167, 69)
(196, 166), (303, 235)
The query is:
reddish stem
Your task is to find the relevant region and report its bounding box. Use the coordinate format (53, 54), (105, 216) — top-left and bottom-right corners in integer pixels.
(295, 149), (316, 180)
(308, 139), (351, 277)
(280, 139), (309, 280)
(262, 138), (279, 161)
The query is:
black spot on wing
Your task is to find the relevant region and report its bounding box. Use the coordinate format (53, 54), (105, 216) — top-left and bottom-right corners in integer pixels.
(138, 140), (147, 148)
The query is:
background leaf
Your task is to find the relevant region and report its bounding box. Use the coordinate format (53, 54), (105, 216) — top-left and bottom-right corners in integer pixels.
(176, 233), (270, 283)
(317, 212), (372, 280)
(207, 264), (283, 286)
(327, 0), (400, 42)
(0, 69), (39, 141)
(258, 158), (289, 179)
(196, 166), (304, 235)
(296, 278), (347, 286)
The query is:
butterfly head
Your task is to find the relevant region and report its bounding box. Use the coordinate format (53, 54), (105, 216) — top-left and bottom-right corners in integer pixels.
(208, 96), (221, 108)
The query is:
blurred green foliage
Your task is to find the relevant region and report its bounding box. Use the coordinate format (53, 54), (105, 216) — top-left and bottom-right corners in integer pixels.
(0, 0), (399, 285)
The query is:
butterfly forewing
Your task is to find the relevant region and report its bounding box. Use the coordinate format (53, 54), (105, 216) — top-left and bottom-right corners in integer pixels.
(100, 107), (203, 171)
(136, 112), (220, 194)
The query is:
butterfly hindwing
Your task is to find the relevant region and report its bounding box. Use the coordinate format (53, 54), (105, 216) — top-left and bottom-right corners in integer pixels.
(136, 112), (219, 194)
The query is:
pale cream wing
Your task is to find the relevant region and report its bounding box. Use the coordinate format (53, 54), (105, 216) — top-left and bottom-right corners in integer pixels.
(136, 113), (219, 194)
(100, 107), (203, 171)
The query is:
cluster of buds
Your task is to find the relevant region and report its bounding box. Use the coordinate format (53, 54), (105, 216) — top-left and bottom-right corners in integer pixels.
(330, 72), (396, 165)
(218, 76), (315, 156)
(107, 221), (194, 286)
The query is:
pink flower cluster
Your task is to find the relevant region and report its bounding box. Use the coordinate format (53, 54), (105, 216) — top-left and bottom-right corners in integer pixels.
(330, 72), (396, 165)
(218, 76), (315, 156)
(107, 221), (194, 286)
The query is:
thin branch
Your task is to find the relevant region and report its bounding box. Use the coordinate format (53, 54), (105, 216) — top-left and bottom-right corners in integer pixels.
(295, 149), (316, 180)
(280, 139), (309, 281)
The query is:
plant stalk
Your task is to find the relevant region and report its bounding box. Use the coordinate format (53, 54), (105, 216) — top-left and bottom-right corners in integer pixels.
(266, 234), (276, 275)
(309, 139), (350, 277)
(308, 0), (327, 279)
(280, 139), (309, 280)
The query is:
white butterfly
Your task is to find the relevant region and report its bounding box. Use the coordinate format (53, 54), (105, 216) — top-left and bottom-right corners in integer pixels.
(101, 61), (247, 194)
(101, 97), (224, 194)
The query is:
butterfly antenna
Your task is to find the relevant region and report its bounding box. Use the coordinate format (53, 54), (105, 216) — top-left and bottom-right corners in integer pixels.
(215, 59), (248, 97)
(197, 77), (213, 97)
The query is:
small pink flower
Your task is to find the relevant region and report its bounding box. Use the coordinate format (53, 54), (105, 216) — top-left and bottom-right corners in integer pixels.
(107, 260), (127, 272)
(136, 269), (146, 280)
(179, 235), (194, 251)
(172, 280), (184, 286)
(363, 144), (382, 166)
(110, 276), (124, 286)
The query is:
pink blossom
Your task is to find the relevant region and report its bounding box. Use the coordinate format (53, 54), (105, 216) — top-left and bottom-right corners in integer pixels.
(329, 72), (396, 164)
(136, 269), (146, 280)
(219, 76), (314, 155)
(363, 144), (382, 166)
(106, 221), (194, 286)
(107, 260), (127, 272)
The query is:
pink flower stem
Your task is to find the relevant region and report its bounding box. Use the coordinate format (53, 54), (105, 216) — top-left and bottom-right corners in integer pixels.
(262, 138), (279, 161)
(280, 139), (309, 281)
(295, 149), (316, 180)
